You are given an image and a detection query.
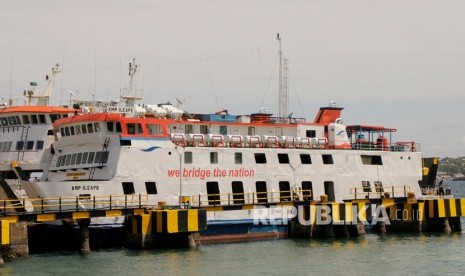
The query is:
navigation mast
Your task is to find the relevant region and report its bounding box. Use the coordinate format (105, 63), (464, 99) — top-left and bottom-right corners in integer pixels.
(277, 33), (289, 121)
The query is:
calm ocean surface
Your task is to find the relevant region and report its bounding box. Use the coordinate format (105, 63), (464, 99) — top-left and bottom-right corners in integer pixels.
(2, 181), (465, 276)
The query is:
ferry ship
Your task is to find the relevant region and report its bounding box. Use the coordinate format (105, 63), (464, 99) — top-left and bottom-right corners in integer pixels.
(0, 64), (76, 204)
(17, 53), (425, 242)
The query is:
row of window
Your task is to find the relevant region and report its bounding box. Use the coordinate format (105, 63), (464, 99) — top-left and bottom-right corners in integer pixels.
(203, 180), (333, 205)
(60, 122), (101, 137)
(59, 121), (164, 137)
(55, 151), (109, 167)
(0, 140), (45, 152)
(0, 114), (67, 127)
(182, 151), (383, 166)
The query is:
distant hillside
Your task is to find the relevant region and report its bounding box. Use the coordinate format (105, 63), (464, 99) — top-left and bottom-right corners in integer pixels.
(438, 157), (465, 179)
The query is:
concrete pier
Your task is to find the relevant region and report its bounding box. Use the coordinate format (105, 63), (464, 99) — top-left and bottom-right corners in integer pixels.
(78, 220), (91, 254)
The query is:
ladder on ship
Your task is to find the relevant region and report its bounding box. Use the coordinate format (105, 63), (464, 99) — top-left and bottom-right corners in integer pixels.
(89, 137), (110, 180)
(16, 126), (30, 162)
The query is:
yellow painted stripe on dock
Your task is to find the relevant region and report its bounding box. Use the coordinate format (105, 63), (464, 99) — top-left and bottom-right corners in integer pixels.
(242, 205), (254, 210)
(428, 200), (435, 219)
(449, 200), (457, 217)
(345, 203), (353, 223)
(156, 211), (163, 233)
(140, 213), (151, 235)
(382, 198), (395, 207)
(461, 199), (465, 216)
(206, 206), (223, 212)
(1, 220), (10, 245)
(72, 211), (90, 220)
(437, 199), (446, 218)
(187, 209), (199, 232)
(358, 202), (366, 222)
(332, 203), (340, 223)
(2, 216), (19, 223)
(37, 213), (56, 222)
(106, 210), (122, 217)
(133, 208), (146, 215)
(166, 210), (179, 233)
(418, 202), (425, 221)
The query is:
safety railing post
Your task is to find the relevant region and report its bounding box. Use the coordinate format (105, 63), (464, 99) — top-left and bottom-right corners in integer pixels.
(392, 186), (395, 198)
(125, 195), (127, 209)
(93, 195), (96, 210)
(59, 197), (62, 212)
(228, 193), (231, 206)
(139, 194), (142, 208)
(41, 198), (44, 213)
(109, 195), (112, 209)
(404, 185), (406, 197)
(198, 194), (201, 207)
(3, 200), (6, 214)
(76, 196), (78, 211)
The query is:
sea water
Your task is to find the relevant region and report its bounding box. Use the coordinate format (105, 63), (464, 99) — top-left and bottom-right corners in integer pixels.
(2, 182), (465, 276)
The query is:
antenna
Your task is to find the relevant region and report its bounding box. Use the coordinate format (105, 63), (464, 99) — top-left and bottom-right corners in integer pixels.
(175, 97), (185, 108)
(277, 33), (289, 121)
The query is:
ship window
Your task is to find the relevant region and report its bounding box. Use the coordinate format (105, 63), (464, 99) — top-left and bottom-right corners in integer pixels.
(7, 141), (12, 151)
(137, 123), (143, 134)
(65, 126), (70, 136)
(0, 118), (7, 126)
(81, 124), (87, 134)
(322, 154), (334, 164)
(87, 152), (95, 164)
(185, 125), (193, 134)
(300, 154), (312, 164)
(374, 181), (384, 193)
(87, 123), (94, 133)
(200, 125), (209, 134)
(70, 126), (75, 135)
(107, 122), (114, 132)
(26, 141), (34, 150)
(120, 140), (131, 146)
(361, 155), (383, 165)
(116, 122), (122, 132)
(306, 130), (316, 138)
(210, 152), (218, 164)
(122, 182), (135, 195)
(50, 114), (59, 123)
(302, 181), (313, 200)
(94, 123), (100, 132)
(147, 124), (162, 135)
(60, 128), (65, 137)
(16, 141), (24, 150)
(75, 125), (81, 135)
(31, 115), (38, 124)
(76, 153), (82, 165)
(101, 151), (109, 163)
(56, 156), (62, 167)
(70, 153), (77, 165)
(234, 152), (242, 164)
(362, 181), (371, 192)
(219, 126), (227, 135)
(0, 142), (2, 151)
(94, 151), (102, 163)
(248, 126), (255, 135)
(254, 153), (267, 164)
(255, 181), (268, 203)
(279, 181), (291, 202)
(184, 151), (193, 164)
(127, 123), (136, 134)
(36, 140), (44, 150)
(39, 114), (46, 124)
(82, 152), (89, 165)
(60, 155), (66, 166)
(278, 153), (289, 164)
(206, 181), (220, 205)
(65, 155), (71, 166)
(324, 181), (335, 202)
(7, 117), (14, 125)
(231, 181), (245, 204)
(145, 182), (157, 194)
(22, 115), (30, 124)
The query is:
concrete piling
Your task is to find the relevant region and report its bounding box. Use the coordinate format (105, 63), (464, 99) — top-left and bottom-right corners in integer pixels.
(78, 220), (91, 254)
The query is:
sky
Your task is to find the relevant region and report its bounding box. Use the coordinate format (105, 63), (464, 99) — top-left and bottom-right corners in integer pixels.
(1, 0), (464, 158)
